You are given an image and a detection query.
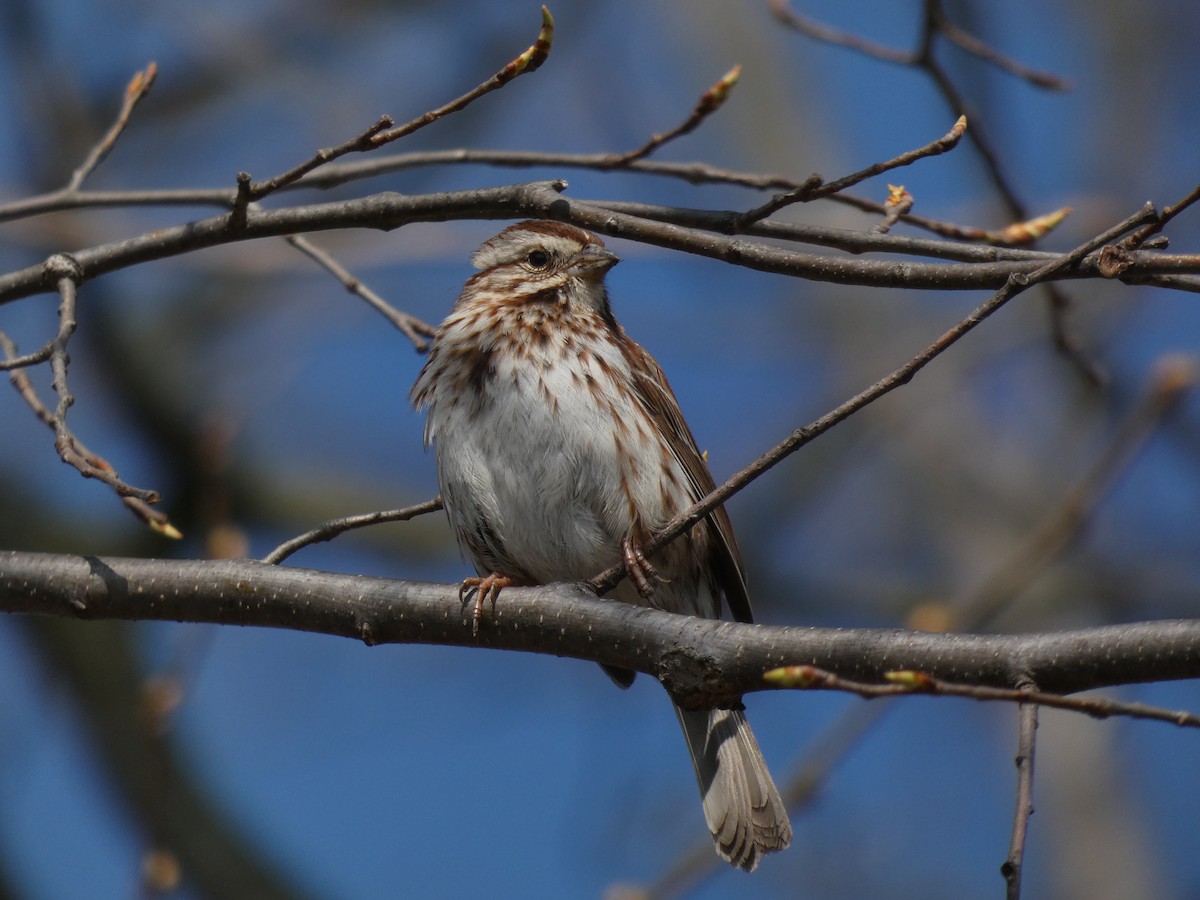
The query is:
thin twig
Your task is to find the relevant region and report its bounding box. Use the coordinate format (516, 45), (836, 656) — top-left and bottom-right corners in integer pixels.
(803, 114), (968, 199)
(298, 148), (844, 194)
(238, 117), (394, 209)
(1, 323), (177, 536)
(285, 234), (437, 351)
(67, 62), (158, 192)
(1121, 179), (1200, 252)
(1044, 285), (1106, 385)
(931, 6), (1069, 90)
(589, 204), (1158, 595)
(584, 198), (1064, 263)
(47, 276), (81, 457)
(41, 274), (163, 506)
(240, 6), (555, 204)
(372, 5), (554, 145)
(0, 329), (56, 371)
(0, 148), (1072, 253)
(915, 4), (1026, 211)
(1002, 696), (1039, 900)
(921, 2), (1099, 382)
(737, 115), (967, 227)
(262, 497), (444, 565)
(769, 0), (915, 65)
(299, 148), (1072, 248)
(603, 65), (741, 167)
(761, 666), (1200, 729)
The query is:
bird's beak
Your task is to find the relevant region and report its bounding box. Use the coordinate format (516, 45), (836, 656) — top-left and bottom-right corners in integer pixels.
(568, 245), (620, 279)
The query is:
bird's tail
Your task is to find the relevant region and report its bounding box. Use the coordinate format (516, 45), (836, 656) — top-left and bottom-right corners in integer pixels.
(675, 706), (792, 871)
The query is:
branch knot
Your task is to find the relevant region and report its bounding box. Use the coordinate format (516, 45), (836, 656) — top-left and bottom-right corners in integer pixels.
(44, 253), (84, 283)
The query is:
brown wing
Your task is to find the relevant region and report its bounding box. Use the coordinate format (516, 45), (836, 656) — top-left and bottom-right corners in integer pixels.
(619, 337), (753, 624)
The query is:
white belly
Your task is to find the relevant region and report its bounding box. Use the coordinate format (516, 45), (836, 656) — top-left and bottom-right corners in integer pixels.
(428, 341), (668, 584)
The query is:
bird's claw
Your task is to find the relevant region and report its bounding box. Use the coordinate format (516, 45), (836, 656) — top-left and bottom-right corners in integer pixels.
(622, 536), (668, 601)
(459, 573), (512, 637)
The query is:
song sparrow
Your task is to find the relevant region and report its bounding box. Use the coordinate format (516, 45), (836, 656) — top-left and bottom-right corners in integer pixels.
(411, 220), (791, 870)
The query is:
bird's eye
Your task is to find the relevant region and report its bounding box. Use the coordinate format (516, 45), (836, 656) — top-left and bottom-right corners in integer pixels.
(526, 250), (551, 270)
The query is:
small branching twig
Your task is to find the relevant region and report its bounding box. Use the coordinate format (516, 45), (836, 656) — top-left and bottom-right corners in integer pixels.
(581, 199), (1062, 264)
(309, 148), (1073, 247)
(285, 234), (437, 352)
(801, 184), (1072, 246)
(1120, 179), (1200, 253)
(263, 497), (444, 565)
(235, 117), (394, 214)
(603, 65), (741, 167)
(930, 6), (1069, 91)
(761, 666), (1200, 729)
(774, 0), (1063, 91)
(1002, 695), (1039, 900)
(0, 64), (173, 534)
(0, 330), (56, 372)
(0, 62), (159, 229)
(237, 6), (554, 206)
(769, 0), (913, 65)
(41, 274), (173, 530)
(371, 5), (554, 146)
(807, 113), (969, 199)
(736, 115), (967, 227)
(1, 306), (178, 536)
(1, 63), (165, 526)
(0, 148), (1074, 254)
(67, 62), (158, 192)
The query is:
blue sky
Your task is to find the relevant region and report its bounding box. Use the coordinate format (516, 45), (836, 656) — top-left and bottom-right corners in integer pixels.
(2, 2), (1200, 898)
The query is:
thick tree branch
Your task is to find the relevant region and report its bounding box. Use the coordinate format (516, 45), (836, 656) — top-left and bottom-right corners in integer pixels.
(2, 551), (1199, 710)
(1, 183), (1197, 307)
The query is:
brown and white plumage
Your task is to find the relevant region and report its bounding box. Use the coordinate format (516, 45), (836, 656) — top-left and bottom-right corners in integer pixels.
(411, 220), (791, 870)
